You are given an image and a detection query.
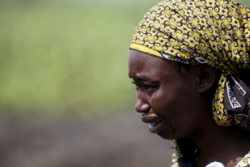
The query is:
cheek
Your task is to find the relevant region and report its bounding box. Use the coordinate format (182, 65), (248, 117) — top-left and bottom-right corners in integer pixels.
(151, 87), (202, 139)
(150, 88), (179, 124)
(170, 96), (205, 138)
(151, 84), (181, 110)
(150, 89), (172, 112)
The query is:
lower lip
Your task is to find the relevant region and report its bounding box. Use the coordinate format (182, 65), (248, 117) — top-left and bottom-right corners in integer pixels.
(148, 120), (167, 134)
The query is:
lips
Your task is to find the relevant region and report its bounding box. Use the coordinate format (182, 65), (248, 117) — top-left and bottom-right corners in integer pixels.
(148, 120), (167, 133)
(141, 113), (167, 134)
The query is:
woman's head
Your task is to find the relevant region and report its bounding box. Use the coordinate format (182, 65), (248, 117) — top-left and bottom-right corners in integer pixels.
(129, 0), (250, 129)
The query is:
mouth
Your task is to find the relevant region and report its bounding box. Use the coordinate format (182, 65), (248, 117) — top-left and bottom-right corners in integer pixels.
(148, 119), (166, 134)
(141, 113), (167, 134)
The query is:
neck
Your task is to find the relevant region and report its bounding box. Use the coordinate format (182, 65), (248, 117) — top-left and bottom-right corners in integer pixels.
(192, 123), (250, 167)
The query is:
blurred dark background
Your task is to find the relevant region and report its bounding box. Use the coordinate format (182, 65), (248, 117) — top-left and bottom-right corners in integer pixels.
(0, 0), (249, 166)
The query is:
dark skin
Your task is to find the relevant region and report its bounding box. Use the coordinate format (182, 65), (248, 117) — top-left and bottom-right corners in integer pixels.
(128, 50), (250, 167)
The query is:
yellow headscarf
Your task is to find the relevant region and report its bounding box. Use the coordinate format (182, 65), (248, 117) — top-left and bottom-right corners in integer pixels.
(130, 0), (250, 128)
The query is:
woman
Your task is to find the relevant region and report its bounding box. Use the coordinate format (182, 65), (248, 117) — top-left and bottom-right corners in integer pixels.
(128, 0), (250, 166)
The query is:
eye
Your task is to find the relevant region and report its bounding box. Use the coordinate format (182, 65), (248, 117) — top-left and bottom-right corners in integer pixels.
(131, 80), (158, 94)
(141, 83), (158, 94)
(142, 83), (157, 90)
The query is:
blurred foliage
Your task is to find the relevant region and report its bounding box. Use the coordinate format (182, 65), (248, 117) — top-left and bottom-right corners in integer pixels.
(0, 0), (160, 114)
(0, 0), (249, 115)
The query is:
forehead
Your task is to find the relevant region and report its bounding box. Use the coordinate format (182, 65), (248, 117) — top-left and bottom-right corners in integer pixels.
(128, 50), (179, 80)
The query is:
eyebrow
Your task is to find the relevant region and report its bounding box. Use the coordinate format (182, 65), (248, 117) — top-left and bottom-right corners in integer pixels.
(132, 74), (156, 83)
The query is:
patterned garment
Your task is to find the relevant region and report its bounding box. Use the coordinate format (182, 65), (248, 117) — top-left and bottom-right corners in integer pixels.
(129, 0), (250, 166)
(171, 151), (250, 167)
(235, 152), (250, 167)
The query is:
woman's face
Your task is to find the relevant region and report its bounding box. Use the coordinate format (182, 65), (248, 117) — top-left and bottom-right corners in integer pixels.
(128, 50), (207, 140)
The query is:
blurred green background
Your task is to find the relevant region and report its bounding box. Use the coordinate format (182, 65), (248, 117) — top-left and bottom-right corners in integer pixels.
(0, 0), (162, 116)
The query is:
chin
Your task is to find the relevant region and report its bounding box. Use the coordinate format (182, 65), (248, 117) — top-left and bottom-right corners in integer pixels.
(157, 132), (175, 140)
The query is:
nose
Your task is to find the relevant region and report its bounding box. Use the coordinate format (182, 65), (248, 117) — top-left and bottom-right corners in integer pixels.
(134, 91), (150, 113)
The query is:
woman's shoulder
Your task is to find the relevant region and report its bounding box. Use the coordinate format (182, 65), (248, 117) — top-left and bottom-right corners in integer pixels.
(204, 151), (250, 167)
(172, 151), (250, 167)
(235, 151), (250, 167)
